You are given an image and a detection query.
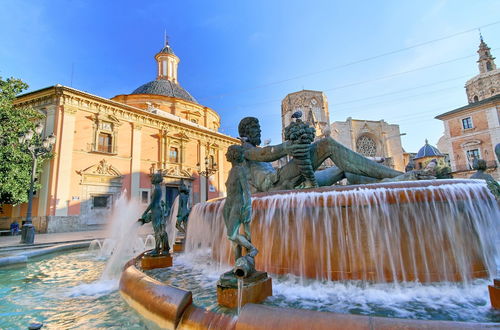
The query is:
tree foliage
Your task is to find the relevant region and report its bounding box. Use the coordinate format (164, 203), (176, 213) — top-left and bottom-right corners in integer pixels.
(0, 77), (48, 207)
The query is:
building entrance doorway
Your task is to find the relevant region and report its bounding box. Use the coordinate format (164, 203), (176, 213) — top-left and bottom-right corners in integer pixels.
(164, 186), (179, 215)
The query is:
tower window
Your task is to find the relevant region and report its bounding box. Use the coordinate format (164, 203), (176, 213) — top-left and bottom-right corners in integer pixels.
(169, 147), (179, 163)
(462, 117), (473, 130)
(473, 95), (479, 102)
(486, 61), (493, 71)
(98, 133), (113, 153)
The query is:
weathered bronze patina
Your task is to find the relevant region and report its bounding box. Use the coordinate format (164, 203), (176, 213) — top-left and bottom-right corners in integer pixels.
(217, 144), (272, 308)
(176, 182), (191, 233)
(470, 159), (500, 198)
(237, 117), (431, 192)
(138, 172), (170, 256)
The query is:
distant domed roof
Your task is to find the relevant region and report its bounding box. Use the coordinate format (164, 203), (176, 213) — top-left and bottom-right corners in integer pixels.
(131, 79), (198, 104)
(415, 139), (443, 159)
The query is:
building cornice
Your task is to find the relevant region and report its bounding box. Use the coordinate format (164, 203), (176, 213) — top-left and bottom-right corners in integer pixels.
(15, 85), (239, 147)
(435, 94), (500, 120)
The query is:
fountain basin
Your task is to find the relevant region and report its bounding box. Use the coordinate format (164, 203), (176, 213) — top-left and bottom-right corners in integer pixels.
(118, 253), (498, 329)
(186, 179), (499, 283)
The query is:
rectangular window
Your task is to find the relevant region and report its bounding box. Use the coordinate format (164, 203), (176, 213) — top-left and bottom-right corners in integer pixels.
(93, 195), (110, 208)
(462, 117), (473, 129)
(141, 191), (149, 204)
(169, 147), (179, 163)
(466, 149), (481, 169)
(98, 133), (112, 153)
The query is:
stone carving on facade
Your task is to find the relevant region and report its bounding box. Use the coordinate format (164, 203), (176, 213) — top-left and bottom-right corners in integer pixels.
(164, 164), (192, 179)
(77, 159), (123, 186)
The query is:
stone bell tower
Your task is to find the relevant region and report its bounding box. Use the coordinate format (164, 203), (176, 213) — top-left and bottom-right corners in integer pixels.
(465, 35), (500, 103)
(281, 90), (329, 141)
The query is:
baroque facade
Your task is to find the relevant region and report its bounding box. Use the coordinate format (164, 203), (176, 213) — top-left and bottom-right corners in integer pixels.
(436, 37), (500, 179)
(0, 42), (238, 232)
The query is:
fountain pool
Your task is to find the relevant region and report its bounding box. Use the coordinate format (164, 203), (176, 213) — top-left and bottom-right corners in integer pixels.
(0, 249), (147, 329)
(2, 246), (495, 329)
(145, 251), (500, 323)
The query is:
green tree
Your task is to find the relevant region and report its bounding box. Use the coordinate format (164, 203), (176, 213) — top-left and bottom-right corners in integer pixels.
(0, 77), (49, 208)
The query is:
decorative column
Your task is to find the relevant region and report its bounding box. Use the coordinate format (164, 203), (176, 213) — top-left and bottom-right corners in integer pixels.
(217, 147), (225, 196)
(131, 124), (142, 201)
(55, 106), (77, 216)
(199, 142), (207, 202)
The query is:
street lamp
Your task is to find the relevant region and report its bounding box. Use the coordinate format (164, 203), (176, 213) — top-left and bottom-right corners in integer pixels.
(18, 123), (56, 244)
(197, 156), (218, 202)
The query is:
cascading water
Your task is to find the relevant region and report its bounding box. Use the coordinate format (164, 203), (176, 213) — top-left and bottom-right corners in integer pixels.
(185, 179), (499, 284)
(167, 195), (180, 248)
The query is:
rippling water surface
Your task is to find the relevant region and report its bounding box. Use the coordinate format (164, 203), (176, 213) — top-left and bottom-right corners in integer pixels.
(0, 250), (147, 329)
(149, 251), (500, 323)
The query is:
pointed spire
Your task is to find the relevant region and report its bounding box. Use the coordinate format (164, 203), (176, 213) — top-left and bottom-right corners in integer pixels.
(476, 34), (496, 74)
(425, 138), (428, 145)
(164, 30), (169, 46)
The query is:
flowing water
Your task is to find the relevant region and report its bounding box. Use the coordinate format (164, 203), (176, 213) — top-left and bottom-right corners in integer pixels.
(237, 278), (243, 315)
(146, 251), (500, 322)
(185, 180), (500, 283)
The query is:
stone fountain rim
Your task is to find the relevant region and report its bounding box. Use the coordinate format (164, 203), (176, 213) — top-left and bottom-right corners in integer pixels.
(118, 253), (499, 329)
(205, 179), (486, 204)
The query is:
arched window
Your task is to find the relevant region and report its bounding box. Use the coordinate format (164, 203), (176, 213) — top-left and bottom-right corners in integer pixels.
(486, 61), (493, 71)
(473, 95), (479, 102)
(356, 135), (377, 157)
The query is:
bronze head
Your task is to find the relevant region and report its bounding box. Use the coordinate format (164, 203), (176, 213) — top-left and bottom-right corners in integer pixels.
(151, 172), (163, 184)
(473, 159), (487, 171)
(238, 117), (261, 147)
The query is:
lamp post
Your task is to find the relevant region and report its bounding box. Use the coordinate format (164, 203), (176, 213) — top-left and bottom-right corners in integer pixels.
(18, 123), (56, 244)
(197, 156), (218, 202)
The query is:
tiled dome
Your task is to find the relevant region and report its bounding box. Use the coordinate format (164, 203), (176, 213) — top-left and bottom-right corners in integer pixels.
(131, 80), (198, 104)
(415, 139), (442, 159)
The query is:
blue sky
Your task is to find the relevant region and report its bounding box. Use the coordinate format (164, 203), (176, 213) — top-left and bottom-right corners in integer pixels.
(1, 0), (500, 152)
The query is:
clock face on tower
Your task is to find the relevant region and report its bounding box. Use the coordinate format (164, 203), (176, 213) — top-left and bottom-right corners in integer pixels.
(311, 99), (317, 105)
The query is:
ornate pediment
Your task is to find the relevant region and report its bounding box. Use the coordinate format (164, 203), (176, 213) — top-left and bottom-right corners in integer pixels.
(181, 110), (202, 117)
(77, 159), (123, 186)
(461, 140), (482, 148)
(95, 112), (121, 126)
(172, 132), (190, 140)
(163, 164), (193, 179)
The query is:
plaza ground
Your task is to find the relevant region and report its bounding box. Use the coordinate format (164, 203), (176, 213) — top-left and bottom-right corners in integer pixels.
(0, 223), (153, 250)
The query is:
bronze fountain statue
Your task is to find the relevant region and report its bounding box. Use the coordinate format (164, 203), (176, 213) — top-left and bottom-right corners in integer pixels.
(176, 182), (191, 234)
(238, 116), (432, 192)
(138, 171), (170, 256)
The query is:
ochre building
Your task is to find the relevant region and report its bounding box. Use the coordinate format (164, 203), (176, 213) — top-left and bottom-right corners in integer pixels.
(436, 37), (500, 179)
(1, 42), (238, 232)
